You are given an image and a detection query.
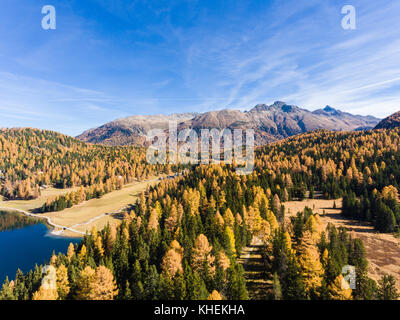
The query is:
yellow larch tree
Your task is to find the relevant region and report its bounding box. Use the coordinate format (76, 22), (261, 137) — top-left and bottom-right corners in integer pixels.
(32, 286), (58, 300)
(328, 274), (353, 300)
(161, 240), (184, 277)
(223, 208), (235, 228)
(75, 266), (95, 299)
(67, 243), (75, 262)
(224, 226), (236, 257)
(217, 251), (230, 271)
(215, 211), (225, 230)
(297, 231), (324, 297)
(56, 264), (70, 299)
(191, 234), (215, 276)
(207, 290), (223, 300)
(148, 209), (159, 231)
(78, 244), (87, 264)
(87, 266), (119, 300)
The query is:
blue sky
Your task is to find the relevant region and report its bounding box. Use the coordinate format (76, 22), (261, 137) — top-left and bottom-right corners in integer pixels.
(0, 0), (400, 136)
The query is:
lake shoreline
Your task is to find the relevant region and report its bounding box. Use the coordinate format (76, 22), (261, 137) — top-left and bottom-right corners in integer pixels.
(0, 212), (80, 283)
(0, 207), (86, 238)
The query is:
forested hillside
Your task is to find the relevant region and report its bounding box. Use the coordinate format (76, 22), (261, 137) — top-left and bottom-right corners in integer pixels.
(1, 127), (400, 300)
(255, 128), (400, 233)
(375, 111), (400, 130)
(0, 128), (169, 206)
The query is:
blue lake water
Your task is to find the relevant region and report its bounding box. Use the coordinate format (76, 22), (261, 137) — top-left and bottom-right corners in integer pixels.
(0, 212), (79, 283)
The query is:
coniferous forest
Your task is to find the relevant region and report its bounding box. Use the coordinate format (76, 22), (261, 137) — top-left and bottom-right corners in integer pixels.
(0, 128), (169, 201)
(1, 127), (400, 300)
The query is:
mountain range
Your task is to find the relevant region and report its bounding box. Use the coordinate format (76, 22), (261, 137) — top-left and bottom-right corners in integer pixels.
(76, 101), (381, 146)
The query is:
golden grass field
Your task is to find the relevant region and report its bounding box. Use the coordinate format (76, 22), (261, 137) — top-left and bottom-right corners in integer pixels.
(46, 177), (161, 237)
(0, 177), (162, 237)
(284, 197), (400, 290)
(0, 187), (78, 212)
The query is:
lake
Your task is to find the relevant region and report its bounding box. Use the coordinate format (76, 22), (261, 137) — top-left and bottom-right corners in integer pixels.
(0, 211), (79, 283)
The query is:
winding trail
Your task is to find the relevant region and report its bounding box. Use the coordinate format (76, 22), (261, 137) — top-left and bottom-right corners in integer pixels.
(0, 176), (165, 237)
(68, 205), (129, 231)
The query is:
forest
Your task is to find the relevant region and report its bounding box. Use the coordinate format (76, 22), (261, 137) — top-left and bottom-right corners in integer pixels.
(0, 128), (169, 203)
(255, 128), (400, 233)
(1, 127), (400, 300)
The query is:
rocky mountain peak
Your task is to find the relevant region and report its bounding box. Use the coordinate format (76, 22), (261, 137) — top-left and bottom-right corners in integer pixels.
(76, 103), (381, 146)
(323, 105), (336, 113)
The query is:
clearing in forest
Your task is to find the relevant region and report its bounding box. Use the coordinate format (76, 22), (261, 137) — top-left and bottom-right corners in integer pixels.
(284, 196), (400, 290)
(0, 187), (78, 212)
(41, 177), (161, 237)
(0, 176), (162, 237)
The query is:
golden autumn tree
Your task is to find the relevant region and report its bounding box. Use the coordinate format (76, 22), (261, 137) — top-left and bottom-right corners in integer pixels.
(223, 208), (234, 228)
(207, 290), (223, 300)
(259, 220), (271, 243)
(105, 224), (117, 254)
(139, 192), (147, 215)
(381, 185), (399, 202)
(304, 214), (324, 239)
(32, 285), (59, 300)
(328, 274), (353, 300)
(266, 210), (279, 232)
(75, 266), (118, 300)
(56, 264), (70, 299)
(283, 231), (295, 256)
(50, 254), (57, 266)
(215, 211), (225, 230)
(165, 204), (178, 232)
(224, 226), (236, 257)
(297, 231), (324, 297)
(32, 265), (58, 300)
(91, 226), (98, 240)
(161, 241), (184, 277)
(75, 266), (96, 299)
(246, 206), (262, 235)
(148, 209), (159, 231)
(235, 213), (243, 226)
(183, 188), (200, 215)
(217, 251), (230, 271)
(78, 244), (87, 265)
(67, 243), (75, 262)
(87, 266), (119, 300)
(191, 234), (215, 276)
(272, 194), (281, 213)
(95, 236), (104, 257)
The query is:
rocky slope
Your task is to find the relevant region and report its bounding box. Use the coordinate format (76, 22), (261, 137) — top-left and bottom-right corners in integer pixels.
(77, 113), (197, 146)
(77, 102), (380, 146)
(374, 110), (400, 129)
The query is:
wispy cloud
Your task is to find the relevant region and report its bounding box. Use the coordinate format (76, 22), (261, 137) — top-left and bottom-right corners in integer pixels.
(174, 1), (400, 117)
(0, 0), (399, 134)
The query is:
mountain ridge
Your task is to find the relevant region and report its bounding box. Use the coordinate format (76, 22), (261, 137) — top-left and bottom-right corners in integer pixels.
(76, 102), (381, 146)
(374, 110), (400, 130)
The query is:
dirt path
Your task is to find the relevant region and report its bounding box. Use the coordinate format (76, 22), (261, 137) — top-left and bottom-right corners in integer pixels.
(0, 206), (85, 236)
(0, 176), (162, 237)
(239, 236), (271, 299)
